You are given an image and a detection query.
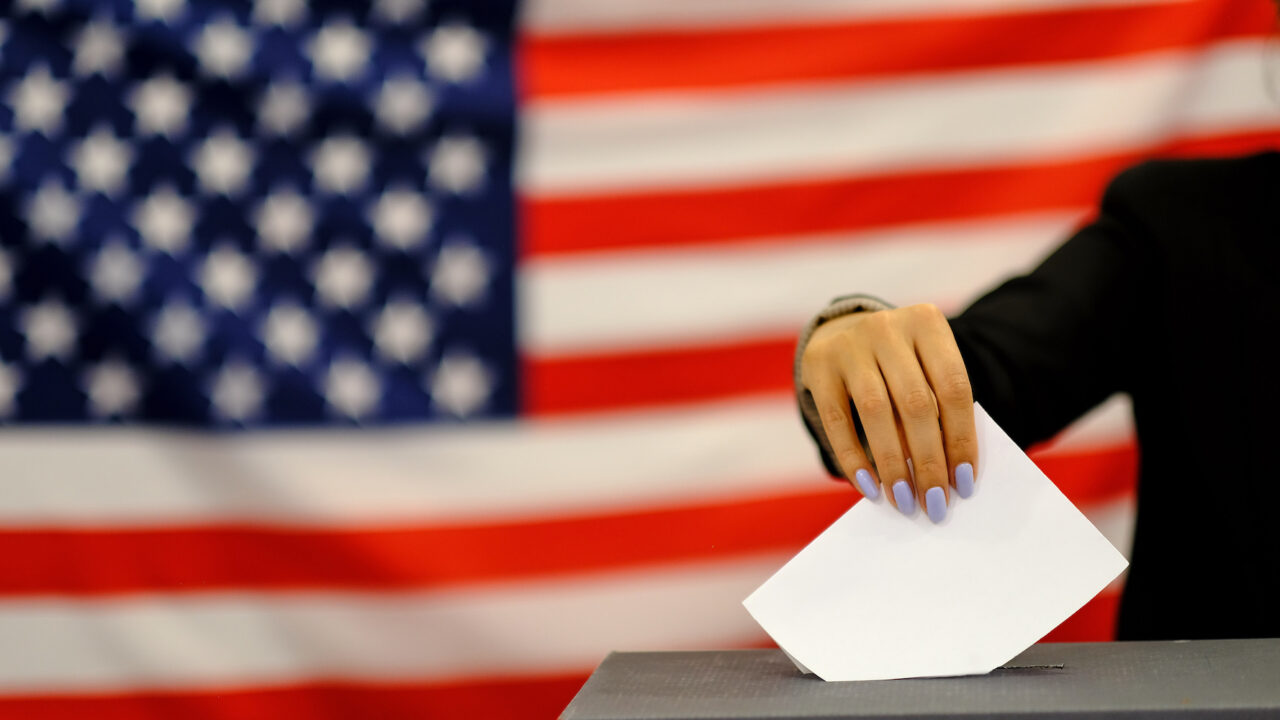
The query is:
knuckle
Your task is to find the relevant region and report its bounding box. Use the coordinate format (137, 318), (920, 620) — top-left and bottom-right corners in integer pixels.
(936, 370), (973, 405)
(827, 332), (860, 360)
(818, 403), (849, 431)
(800, 356), (839, 389)
(803, 329), (859, 371)
(845, 375), (881, 402)
(871, 448), (904, 472)
(801, 339), (832, 370)
(900, 387), (935, 419)
(836, 448), (863, 471)
(857, 392), (892, 420)
(949, 432), (977, 456)
(913, 455), (947, 481)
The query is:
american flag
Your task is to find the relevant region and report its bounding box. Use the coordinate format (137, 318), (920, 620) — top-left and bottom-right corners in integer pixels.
(0, 0), (1276, 717)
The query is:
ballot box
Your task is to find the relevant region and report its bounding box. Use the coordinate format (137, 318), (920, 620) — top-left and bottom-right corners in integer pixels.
(560, 638), (1280, 719)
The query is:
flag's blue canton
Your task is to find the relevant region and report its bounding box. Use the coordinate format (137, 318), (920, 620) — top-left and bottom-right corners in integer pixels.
(0, 0), (517, 426)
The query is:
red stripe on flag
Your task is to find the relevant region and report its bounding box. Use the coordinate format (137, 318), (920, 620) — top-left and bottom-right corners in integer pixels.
(0, 487), (843, 595)
(524, 337), (794, 415)
(0, 445), (1131, 595)
(521, 0), (1269, 99)
(523, 129), (1280, 258)
(0, 673), (588, 720)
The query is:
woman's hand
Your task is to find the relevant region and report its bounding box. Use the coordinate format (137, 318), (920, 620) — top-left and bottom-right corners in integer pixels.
(800, 303), (977, 523)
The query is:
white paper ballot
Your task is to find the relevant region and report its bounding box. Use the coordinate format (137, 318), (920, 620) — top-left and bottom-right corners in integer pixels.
(743, 404), (1128, 682)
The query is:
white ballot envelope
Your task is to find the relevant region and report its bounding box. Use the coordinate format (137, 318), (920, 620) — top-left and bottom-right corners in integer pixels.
(743, 404), (1128, 682)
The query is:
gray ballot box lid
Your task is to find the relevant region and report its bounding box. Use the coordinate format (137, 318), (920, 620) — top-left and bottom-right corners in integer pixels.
(560, 639), (1280, 720)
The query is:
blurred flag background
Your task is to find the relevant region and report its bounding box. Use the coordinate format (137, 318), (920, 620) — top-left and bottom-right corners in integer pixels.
(1, 0), (1278, 717)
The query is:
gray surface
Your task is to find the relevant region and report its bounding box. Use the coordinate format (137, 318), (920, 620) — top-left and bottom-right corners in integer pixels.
(561, 639), (1280, 719)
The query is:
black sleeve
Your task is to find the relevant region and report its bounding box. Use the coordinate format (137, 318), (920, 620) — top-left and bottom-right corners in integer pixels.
(950, 168), (1150, 448)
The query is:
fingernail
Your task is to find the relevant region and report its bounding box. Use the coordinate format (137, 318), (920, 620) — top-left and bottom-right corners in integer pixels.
(926, 486), (947, 523)
(854, 469), (879, 500)
(892, 480), (915, 516)
(955, 462), (975, 499)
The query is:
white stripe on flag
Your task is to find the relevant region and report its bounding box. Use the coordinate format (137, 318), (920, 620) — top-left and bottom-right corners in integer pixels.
(0, 554), (786, 693)
(521, 212), (1074, 355)
(521, 39), (1277, 195)
(525, 0), (1179, 33)
(0, 397), (825, 528)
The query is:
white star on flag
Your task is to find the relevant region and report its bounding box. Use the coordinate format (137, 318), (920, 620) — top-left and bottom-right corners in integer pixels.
(195, 17), (254, 79)
(428, 135), (487, 194)
(20, 298), (78, 361)
(260, 302), (319, 366)
(87, 239), (145, 305)
(73, 18), (127, 77)
(200, 245), (258, 312)
(209, 361), (265, 422)
(16, 0), (60, 15)
(10, 65), (70, 136)
(310, 135), (372, 195)
(312, 246), (374, 309)
(69, 128), (133, 196)
(253, 0), (307, 27)
(257, 81), (311, 136)
(191, 130), (255, 196)
(307, 20), (371, 83)
(370, 188), (433, 250)
(254, 189), (315, 254)
(431, 239), (489, 307)
(132, 186), (195, 253)
(26, 182), (82, 245)
(374, 75), (434, 135)
(371, 300), (433, 364)
(133, 0), (186, 24)
(429, 351), (492, 418)
(420, 22), (488, 83)
(84, 359), (141, 418)
(374, 0), (425, 23)
(151, 302), (206, 364)
(325, 358), (381, 419)
(129, 75), (192, 137)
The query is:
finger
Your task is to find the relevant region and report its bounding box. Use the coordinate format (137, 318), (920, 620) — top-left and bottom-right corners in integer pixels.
(915, 318), (978, 499)
(875, 337), (950, 524)
(841, 351), (915, 515)
(807, 373), (881, 500)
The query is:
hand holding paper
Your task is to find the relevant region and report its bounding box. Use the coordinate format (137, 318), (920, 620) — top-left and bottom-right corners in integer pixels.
(744, 404), (1128, 681)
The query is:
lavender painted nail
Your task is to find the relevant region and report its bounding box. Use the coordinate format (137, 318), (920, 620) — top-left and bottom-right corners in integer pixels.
(955, 462), (975, 499)
(892, 480), (915, 516)
(855, 469), (879, 499)
(926, 486), (947, 523)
